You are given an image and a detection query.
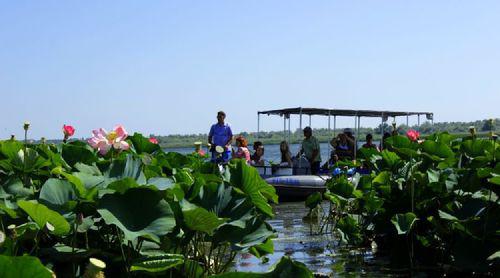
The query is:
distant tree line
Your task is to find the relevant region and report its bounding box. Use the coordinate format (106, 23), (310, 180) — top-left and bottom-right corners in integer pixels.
(154, 118), (499, 148)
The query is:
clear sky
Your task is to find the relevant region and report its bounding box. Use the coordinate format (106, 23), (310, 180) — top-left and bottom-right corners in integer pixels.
(1, 1), (499, 139)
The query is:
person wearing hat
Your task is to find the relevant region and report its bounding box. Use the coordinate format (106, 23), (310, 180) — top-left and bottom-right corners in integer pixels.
(208, 111), (233, 162)
(193, 141), (206, 156)
(297, 126), (321, 175)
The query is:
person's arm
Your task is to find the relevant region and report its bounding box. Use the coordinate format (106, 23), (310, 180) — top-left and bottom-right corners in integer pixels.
(208, 125), (214, 146)
(225, 125), (233, 148)
(310, 139), (320, 162)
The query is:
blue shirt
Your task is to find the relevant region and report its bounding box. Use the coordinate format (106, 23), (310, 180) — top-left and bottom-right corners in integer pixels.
(209, 123), (233, 149)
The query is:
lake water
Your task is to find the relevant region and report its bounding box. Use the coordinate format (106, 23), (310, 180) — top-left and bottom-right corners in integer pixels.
(232, 202), (391, 276)
(165, 141), (378, 163)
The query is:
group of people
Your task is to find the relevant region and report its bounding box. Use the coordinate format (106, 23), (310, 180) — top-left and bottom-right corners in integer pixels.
(206, 111), (265, 166)
(205, 110), (390, 175)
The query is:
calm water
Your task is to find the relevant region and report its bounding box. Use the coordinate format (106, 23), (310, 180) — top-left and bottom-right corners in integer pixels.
(233, 202), (390, 276)
(165, 142), (378, 163)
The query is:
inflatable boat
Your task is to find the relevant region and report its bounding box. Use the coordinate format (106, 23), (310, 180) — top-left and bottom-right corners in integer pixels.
(265, 175), (329, 201)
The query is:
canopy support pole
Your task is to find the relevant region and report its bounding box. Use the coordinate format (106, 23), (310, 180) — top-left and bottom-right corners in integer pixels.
(299, 108), (303, 131)
(354, 116), (358, 161)
(328, 112), (331, 153)
(309, 115), (312, 127)
(288, 115), (291, 143)
(406, 113), (409, 127)
(333, 116), (337, 138)
(417, 115), (421, 131)
(283, 115), (287, 141)
(257, 113), (260, 139)
(381, 115), (384, 149)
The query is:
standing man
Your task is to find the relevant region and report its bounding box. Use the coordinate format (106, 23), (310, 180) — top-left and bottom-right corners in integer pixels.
(208, 111), (233, 162)
(297, 126), (321, 175)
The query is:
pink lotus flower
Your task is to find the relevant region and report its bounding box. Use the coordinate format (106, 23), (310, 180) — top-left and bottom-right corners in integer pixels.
(87, 125), (130, 155)
(149, 137), (158, 144)
(63, 125), (75, 137)
(406, 129), (420, 142)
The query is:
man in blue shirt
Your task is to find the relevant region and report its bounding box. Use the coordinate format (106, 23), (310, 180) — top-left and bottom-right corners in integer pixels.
(208, 111), (233, 162)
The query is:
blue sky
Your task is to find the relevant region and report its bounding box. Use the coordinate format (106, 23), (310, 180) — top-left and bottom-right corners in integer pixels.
(1, 1), (499, 139)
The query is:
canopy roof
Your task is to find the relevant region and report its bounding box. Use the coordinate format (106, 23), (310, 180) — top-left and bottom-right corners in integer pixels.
(258, 107), (433, 119)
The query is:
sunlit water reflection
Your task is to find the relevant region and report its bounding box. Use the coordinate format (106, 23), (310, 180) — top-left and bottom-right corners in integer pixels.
(233, 202), (391, 277)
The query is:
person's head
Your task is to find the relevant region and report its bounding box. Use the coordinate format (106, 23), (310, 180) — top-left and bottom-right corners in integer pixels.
(344, 128), (353, 138)
(330, 151), (339, 162)
(280, 141), (290, 153)
(217, 111), (226, 124)
(366, 133), (373, 143)
(235, 136), (248, 148)
(338, 133), (347, 143)
(253, 141), (263, 151)
(255, 146), (264, 157)
(303, 126), (312, 138)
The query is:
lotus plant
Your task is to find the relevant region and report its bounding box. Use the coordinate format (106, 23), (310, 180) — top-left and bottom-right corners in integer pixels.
(88, 125), (130, 155)
(62, 124), (75, 143)
(406, 129), (420, 142)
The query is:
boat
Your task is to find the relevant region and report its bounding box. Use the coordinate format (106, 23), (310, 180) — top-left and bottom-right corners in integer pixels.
(255, 107), (434, 201)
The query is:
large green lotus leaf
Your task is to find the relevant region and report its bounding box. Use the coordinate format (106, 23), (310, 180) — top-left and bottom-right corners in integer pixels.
(11, 148), (48, 173)
(391, 212), (417, 235)
(61, 143), (97, 167)
(211, 256), (313, 278)
(249, 238), (274, 258)
(74, 163), (102, 175)
(2, 178), (34, 198)
(213, 217), (274, 251)
(105, 154), (146, 184)
(128, 133), (161, 154)
(461, 139), (494, 158)
(426, 132), (458, 145)
(130, 253), (184, 273)
(17, 200), (71, 236)
(305, 192), (322, 209)
(229, 160), (277, 217)
(385, 135), (413, 149)
(0, 255), (52, 278)
(489, 176), (500, 185)
(97, 187), (175, 242)
(181, 200), (225, 235)
(39, 178), (77, 211)
(326, 176), (354, 199)
(148, 177), (175, 191)
(422, 141), (454, 159)
(373, 171), (390, 186)
(0, 140), (23, 160)
(380, 150), (401, 168)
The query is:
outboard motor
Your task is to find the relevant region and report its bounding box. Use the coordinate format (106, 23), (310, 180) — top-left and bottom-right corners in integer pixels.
(292, 156), (310, 175)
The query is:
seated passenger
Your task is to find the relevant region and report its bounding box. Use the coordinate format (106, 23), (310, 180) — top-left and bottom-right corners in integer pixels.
(321, 151), (339, 171)
(362, 134), (379, 151)
(279, 141), (292, 167)
(330, 133), (353, 160)
(379, 132), (391, 151)
(232, 136), (251, 163)
(251, 141), (265, 166)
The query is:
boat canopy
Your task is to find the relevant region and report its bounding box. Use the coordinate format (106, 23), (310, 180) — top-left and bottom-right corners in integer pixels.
(258, 107), (433, 120)
(256, 107), (434, 159)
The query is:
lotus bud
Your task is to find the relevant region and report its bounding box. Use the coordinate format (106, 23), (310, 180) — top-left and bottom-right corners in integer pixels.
(10, 134), (15, 140)
(23, 121), (30, 131)
(83, 258), (106, 278)
(7, 224), (17, 239)
(469, 126), (476, 137)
